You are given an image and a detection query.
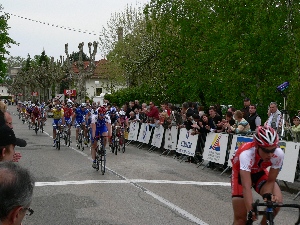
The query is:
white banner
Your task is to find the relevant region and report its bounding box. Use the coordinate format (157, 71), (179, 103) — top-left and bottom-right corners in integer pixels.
(128, 122), (139, 141)
(203, 133), (229, 164)
(143, 124), (152, 144)
(137, 123), (146, 143)
(277, 141), (299, 183)
(151, 125), (165, 148)
(176, 128), (198, 156)
(164, 126), (178, 150)
(227, 135), (253, 167)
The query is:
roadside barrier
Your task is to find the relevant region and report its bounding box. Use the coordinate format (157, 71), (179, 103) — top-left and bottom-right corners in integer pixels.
(126, 122), (300, 187)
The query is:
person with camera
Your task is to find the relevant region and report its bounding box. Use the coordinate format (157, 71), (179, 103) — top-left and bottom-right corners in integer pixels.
(265, 102), (281, 131)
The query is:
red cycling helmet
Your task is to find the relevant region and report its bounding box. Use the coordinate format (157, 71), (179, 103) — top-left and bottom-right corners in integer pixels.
(253, 126), (279, 147)
(98, 106), (106, 115)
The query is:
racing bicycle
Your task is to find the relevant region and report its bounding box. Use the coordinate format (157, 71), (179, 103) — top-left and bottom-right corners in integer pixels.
(94, 133), (106, 175)
(246, 194), (300, 225)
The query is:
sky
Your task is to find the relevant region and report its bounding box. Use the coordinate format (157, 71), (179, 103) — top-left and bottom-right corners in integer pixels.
(1, 0), (150, 61)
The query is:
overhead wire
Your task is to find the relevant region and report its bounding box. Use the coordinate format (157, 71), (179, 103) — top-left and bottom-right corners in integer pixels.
(0, 10), (101, 36)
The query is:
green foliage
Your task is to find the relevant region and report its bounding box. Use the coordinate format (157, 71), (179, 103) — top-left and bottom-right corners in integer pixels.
(0, 8), (17, 81)
(69, 51), (90, 62)
(101, 0), (300, 119)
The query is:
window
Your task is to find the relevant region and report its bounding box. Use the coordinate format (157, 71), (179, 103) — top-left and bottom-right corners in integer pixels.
(96, 88), (102, 96)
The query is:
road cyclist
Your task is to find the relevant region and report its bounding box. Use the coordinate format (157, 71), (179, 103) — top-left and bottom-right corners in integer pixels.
(108, 105), (120, 152)
(72, 103), (89, 150)
(62, 100), (74, 146)
(52, 104), (64, 147)
(31, 103), (41, 134)
(91, 106), (110, 170)
(231, 125), (284, 225)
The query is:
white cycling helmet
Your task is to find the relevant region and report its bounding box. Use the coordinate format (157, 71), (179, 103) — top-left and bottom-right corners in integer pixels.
(119, 110), (126, 116)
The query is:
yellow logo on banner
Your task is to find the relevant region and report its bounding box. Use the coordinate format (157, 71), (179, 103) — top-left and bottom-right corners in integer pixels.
(209, 134), (221, 151)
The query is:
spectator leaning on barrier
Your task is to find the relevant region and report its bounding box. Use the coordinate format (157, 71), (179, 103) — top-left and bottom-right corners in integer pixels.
(247, 104), (261, 132)
(0, 161), (35, 225)
(265, 102), (281, 130)
(208, 106), (222, 132)
(226, 110), (251, 135)
(144, 101), (159, 121)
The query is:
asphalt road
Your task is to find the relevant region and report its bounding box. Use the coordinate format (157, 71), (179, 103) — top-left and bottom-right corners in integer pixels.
(8, 105), (300, 225)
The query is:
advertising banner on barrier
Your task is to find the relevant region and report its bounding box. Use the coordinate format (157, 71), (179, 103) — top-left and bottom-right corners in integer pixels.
(137, 123), (146, 143)
(277, 142), (299, 183)
(176, 128), (198, 156)
(164, 126), (178, 150)
(143, 124), (152, 144)
(151, 125), (164, 148)
(227, 135), (253, 167)
(203, 133), (229, 164)
(128, 122), (139, 141)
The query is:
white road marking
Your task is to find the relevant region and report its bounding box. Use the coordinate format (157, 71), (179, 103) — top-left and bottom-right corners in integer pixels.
(35, 179), (230, 187)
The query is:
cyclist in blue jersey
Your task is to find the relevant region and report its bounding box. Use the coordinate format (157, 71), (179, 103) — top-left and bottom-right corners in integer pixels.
(72, 103), (89, 145)
(91, 106), (111, 169)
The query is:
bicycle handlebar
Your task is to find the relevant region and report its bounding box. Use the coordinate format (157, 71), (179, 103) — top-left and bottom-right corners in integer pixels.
(246, 199), (300, 225)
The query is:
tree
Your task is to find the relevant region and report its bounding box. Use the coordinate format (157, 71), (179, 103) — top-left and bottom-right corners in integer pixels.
(0, 6), (17, 80)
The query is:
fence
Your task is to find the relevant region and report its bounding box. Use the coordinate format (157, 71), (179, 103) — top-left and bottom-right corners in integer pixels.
(126, 122), (300, 185)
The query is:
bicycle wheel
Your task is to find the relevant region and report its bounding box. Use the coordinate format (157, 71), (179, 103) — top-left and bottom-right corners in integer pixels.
(114, 136), (119, 155)
(34, 122), (38, 135)
(64, 131), (68, 146)
(56, 132), (60, 150)
(120, 135), (126, 153)
(78, 131), (82, 150)
(100, 149), (106, 175)
(67, 132), (71, 147)
(28, 121), (31, 130)
(40, 121), (44, 133)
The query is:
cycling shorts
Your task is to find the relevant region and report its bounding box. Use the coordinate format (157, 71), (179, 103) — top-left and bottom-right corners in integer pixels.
(94, 126), (108, 140)
(32, 113), (40, 118)
(52, 119), (62, 129)
(231, 169), (268, 198)
(64, 117), (72, 125)
(75, 118), (85, 127)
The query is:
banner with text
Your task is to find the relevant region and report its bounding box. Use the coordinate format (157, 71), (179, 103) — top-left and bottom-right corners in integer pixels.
(227, 136), (253, 167)
(203, 133), (229, 164)
(128, 122), (139, 141)
(176, 128), (198, 156)
(151, 125), (165, 148)
(164, 126), (179, 150)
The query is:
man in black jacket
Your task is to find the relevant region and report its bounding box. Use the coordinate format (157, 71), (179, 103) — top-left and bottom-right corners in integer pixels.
(247, 104), (261, 132)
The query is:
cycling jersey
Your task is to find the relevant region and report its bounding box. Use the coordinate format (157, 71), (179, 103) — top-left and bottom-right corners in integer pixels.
(91, 114), (111, 137)
(231, 142), (284, 197)
(32, 107), (41, 117)
(63, 107), (73, 118)
(52, 109), (64, 119)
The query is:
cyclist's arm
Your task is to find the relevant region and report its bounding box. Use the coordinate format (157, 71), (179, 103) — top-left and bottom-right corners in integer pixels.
(261, 168), (280, 194)
(240, 170), (253, 212)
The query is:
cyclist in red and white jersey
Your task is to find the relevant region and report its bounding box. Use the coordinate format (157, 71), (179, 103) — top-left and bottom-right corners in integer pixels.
(31, 104), (41, 129)
(231, 126), (284, 225)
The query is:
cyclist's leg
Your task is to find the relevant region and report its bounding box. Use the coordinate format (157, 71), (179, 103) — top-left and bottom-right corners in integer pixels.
(75, 120), (80, 142)
(258, 173), (283, 225)
(52, 119), (58, 146)
(231, 169), (247, 225)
